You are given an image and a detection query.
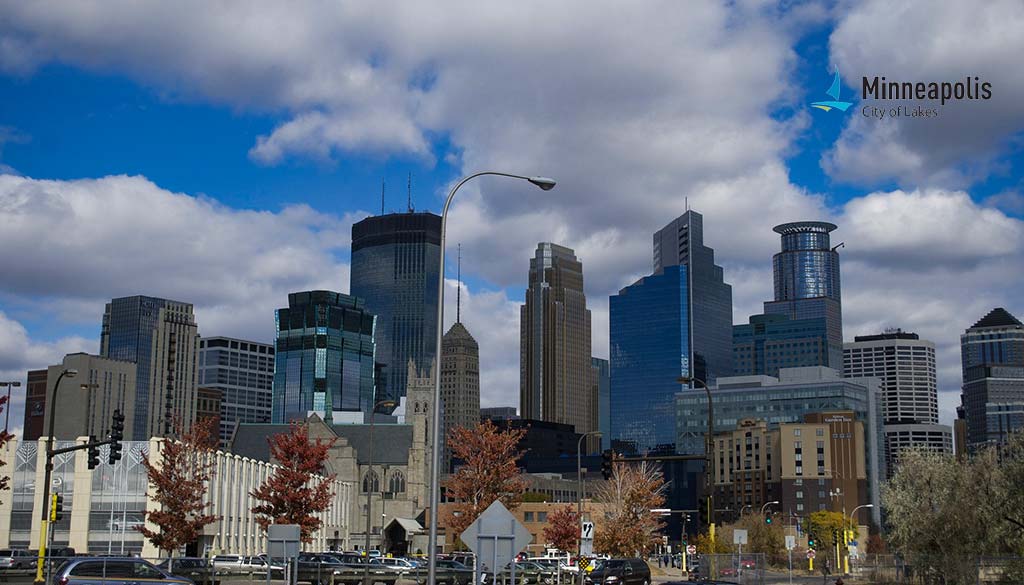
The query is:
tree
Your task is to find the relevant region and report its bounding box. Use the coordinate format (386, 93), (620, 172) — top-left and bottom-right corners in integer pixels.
(695, 530), (733, 554)
(136, 417), (219, 565)
(443, 420), (528, 542)
(0, 395), (12, 493)
(543, 505), (580, 554)
(250, 422), (337, 543)
(802, 510), (851, 566)
(732, 513), (785, 561)
(592, 460), (666, 557)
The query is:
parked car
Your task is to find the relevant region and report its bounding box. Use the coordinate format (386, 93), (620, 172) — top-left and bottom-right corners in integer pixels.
(584, 559), (651, 585)
(370, 557), (418, 570)
(434, 559), (475, 585)
(52, 558), (191, 585)
(0, 549), (37, 570)
(156, 557), (222, 585)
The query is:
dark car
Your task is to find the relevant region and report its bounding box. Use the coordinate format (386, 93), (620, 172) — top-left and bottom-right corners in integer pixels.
(157, 557), (222, 585)
(584, 559), (650, 585)
(52, 558), (191, 585)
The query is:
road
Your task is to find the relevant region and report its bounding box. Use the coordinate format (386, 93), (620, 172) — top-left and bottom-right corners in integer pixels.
(656, 571), (858, 584)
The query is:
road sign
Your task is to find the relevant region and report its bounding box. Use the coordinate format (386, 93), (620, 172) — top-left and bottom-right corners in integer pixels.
(785, 535), (796, 550)
(581, 522), (595, 540)
(733, 529), (748, 545)
(461, 501), (533, 577)
(686, 545), (696, 555)
(806, 549), (816, 559)
(578, 558), (590, 570)
(267, 524), (301, 559)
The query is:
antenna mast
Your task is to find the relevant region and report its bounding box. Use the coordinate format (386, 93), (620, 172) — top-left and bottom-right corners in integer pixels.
(456, 243), (462, 324)
(381, 178), (385, 215)
(407, 172), (412, 212)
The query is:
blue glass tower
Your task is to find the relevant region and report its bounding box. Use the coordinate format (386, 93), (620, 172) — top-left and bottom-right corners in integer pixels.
(350, 212), (441, 406)
(959, 307), (1024, 449)
(763, 221), (843, 367)
(733, 313), (831, 376)
(271, 290), (377, 423)
(610, 210), (733, 454)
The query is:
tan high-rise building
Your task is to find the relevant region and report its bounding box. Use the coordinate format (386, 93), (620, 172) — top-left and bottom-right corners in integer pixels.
(441, 321), (480, 470)
(43, 353), (136, 441)
(520, 243), (595, 441)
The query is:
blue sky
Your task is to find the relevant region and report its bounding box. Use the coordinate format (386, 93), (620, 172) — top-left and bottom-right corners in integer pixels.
(1, 0), (1023, 431)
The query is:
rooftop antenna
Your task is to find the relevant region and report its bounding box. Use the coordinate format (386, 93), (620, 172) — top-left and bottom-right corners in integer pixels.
(456, 243), (462, 324)
(381, 178), (386, 215)
(685, 197), (690, 212)
(407, 172), (413, 212)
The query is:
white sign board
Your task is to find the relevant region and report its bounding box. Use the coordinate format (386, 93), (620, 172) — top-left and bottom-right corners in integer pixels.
(785, 535), (796, 550)
(580, 522), (594, 540)
(267, 524), (301, 559)
(686, 545), (697, 555)
(733, 529), (748, 545)
(460, 501), (533, 574)
(806, 549), (816, 559)
(580, 540), (593, 556)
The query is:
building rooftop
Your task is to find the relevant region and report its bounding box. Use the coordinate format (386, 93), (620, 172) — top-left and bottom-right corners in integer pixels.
(230, 422), (413, 465)
(971, 307), (1023, 329)
(772, 221), (837, 235)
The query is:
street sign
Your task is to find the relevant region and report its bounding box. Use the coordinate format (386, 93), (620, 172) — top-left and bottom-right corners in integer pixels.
(785, 535), (796, 550)
(267, 524), (301, 559)
(581, 539), (593, 556)
(733, 529), (748, 545)
(578, 558), (590, 570)
(580, 522), (595, 540)
(806, 549), (816, 559)
(686, 545), (696, 555)
(461, 501), (533, 577)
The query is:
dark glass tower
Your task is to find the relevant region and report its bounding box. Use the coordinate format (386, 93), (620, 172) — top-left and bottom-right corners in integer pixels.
(959, 307), (1024, 450)
(763, 221), (843, 368)
(271, 290), (377, 423)
(733, 313), (831, 376)
(350, 212), (441, 406)
(610, 210), (733, 454)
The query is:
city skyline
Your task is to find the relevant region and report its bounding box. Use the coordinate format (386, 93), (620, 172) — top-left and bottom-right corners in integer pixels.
(2, 1), (1024, 439)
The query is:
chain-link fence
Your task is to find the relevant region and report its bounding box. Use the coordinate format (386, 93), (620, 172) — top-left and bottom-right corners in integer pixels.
(693, 553), (766, 585)
(845, 554), (1024, 585)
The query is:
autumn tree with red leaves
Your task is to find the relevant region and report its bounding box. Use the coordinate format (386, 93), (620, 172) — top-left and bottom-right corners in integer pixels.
(136, 417), (219, 563)
(0, 395), (13, 493)
(593, 460), (667, 557)
(443, 420), (528, 543)
(250, 422), (336, 543)
(543, 505), (580, 554)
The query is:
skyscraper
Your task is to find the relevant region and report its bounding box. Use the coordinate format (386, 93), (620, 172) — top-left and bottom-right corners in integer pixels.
(441, 320), (480, 470)
(959, 307), (1024, 450)
(591, 357), (610, 451)
(43, 353), (137, 441)
(733, 313), (831, 377)
(520, 243), (595, 440)
(101, 295), (200, 440)
(844, 330), (952, 475)
(610, 211), (733, 454)
(199, 336), (275, 442)
(271, 290), (377, 424)
(763, 221), (843, 368)
(350, 212), (441, 407)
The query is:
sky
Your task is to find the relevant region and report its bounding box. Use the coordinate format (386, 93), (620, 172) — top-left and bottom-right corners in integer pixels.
(1, 0), (1022, 437)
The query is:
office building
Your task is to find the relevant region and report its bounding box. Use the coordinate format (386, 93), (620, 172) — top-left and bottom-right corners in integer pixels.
(520, 243), (596, 440)
(711, 413), (872, 524)
(41, 353), (136, 441)
(271, 291), (377, 424)
(733, 313), (831, 377)
(480, 407), (519, 422)
(198, 336), (275, 443)
(196, 386), (223, 438)
(763, 222), (843, 368)
(591, 358), (610, 450)
(350, 212), (442, 406)
(959, 307), (1024, 450)
(21, 369), (47, 441)
(676, 366), (883, 525)
(844, 330), (951, 474)
(440, 321), (480, 471)
(100, 296), (200, 440)
(610, 211), (732, 454)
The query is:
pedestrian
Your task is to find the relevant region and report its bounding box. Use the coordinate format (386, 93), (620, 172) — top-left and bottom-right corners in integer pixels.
(657, 556), (662, 568)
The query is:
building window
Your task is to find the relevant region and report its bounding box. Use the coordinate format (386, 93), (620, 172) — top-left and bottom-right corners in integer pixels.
(794, 429), (801, 436)
(362, 470), (380, 493)
(537, 512), (548, 522)
(796, 504), (804, 512)
(524, 512), (534, 522)
(796, 491), (804, 499)
(389, 471), (406, 494)
(816, 429), (824, 437)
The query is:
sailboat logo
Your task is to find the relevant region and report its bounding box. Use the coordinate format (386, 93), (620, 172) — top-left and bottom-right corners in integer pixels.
(811, 69), (853, 113)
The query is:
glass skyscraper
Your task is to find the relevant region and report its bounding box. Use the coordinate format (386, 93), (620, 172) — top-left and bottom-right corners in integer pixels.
(733, 313), (831, 377)
(100, 295), (199, 440)
(959, 307), (1024, 450)
(763, 221), (843, 368)
(350, 212), (441, 406)
(609, 210), (733, 454)
(199, 336), (275, 443)
(271, 290), (377, 424)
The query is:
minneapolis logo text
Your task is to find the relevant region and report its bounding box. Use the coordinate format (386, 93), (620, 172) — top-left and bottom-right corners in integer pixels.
(811, 70), (853, 113)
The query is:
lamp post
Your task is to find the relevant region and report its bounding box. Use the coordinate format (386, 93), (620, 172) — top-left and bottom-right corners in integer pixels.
(1, 381), (21, 433)
(364, 399), (396, 585)
(677, 376), (713, 536)
(427, 172), (555, 585)
(33, 368), (78, 585)
(576, 430), (600, 584)
(845, 504), (873, 575)
(760, 501), (779, 516)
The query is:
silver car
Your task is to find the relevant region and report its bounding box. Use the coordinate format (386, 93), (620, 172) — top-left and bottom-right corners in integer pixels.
(52, 558), (191, 585)
(0, 549), (37, 569)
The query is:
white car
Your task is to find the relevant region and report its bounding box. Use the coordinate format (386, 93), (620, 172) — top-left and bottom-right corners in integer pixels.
(370, 557), (418, 569)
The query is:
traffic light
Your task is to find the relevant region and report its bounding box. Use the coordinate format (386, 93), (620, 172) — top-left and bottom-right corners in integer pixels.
(87, 435), (100, 470)
(832, 530), (839, 546)
(109, 410), (124, 465)
(807, 535), (816, 549)
(600, 450), (614, 480)
(697, 495), (711, 527)
(51, 493), (64, 521)
(764, 514), (773, 525)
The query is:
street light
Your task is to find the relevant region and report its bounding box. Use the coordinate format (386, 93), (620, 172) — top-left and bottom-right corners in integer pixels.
(427, 172), (556, 585)
(364, 398), (397, 585)
(0, 381), (22, 433)
(576, 430), (600, 585)
(760, 501), (780, 515)
(33, 368), (78, 585)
